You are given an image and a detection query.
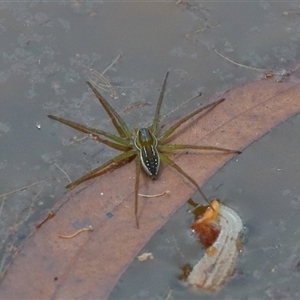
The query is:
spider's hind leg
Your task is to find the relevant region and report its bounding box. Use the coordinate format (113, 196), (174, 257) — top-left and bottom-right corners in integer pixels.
(66, 150), (136, 189)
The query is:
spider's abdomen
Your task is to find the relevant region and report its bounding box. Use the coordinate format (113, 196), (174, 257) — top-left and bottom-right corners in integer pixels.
(134, 128), (160, 180)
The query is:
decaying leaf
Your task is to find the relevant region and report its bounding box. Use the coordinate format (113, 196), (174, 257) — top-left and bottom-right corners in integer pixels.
(187, 200), (243, 291)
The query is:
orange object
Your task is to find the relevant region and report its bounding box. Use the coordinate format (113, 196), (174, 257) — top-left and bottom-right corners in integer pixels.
(191, 199), (220, 248)
(192, 199), (220, 227)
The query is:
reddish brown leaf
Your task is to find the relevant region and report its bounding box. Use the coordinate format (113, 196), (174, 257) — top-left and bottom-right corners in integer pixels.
(1, 75), (300, 299)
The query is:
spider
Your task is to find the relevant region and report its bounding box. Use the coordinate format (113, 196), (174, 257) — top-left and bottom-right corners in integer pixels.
(48, 72), (240, 228)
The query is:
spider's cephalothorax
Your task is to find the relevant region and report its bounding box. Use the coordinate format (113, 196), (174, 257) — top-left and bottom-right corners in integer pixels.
(48, 72), (241, 228)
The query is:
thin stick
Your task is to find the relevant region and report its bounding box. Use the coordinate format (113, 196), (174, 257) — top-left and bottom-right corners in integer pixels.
(213, 49), (270, 72)
(53, 161), (72, 183)
(102, 54), (121, 75)
(165, 288), (173, 300)
(0, 179), (46, 199)
(186, 25), (220, 39)
(68, 135), (88, 146)
(83, 54), (121, 98)
(87, 70), (113, 92)
(186, 27), (209, 39)
(59, 225), (93, 239)
(144, 93), (202, 128)
(14, 189), (43, 228)
(0, 253), (8, 278)
(138, 190), (170, 198)
(0, 196), (6, 219)
(163, 93), (202, 120)
(35, 211), (56, 229)
(120, 101), (151, 113)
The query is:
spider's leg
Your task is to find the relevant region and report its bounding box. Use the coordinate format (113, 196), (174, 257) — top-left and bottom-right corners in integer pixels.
(160, 144), (241, 154)
(159, 153), (209, 204)
(159, 98), (225, 143)
(151, 71), (169, 135)
(66, 149), (136, 189)
(87, 81), (132, 139)
(134, 156), (141, 229)
(48, 115), (131, 148)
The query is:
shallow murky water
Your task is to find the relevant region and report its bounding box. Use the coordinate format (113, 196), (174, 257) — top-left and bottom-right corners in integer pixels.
(0, 1), (300, 296)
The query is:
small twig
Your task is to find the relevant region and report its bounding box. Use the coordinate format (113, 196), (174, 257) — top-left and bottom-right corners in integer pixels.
(120, 101), (151, 113)
(144, 93), (202, 128)
(83, 66), (114, 96)
(163, 93), (202, 120)
(90, 70), (113, 91)
(84, 54), (121, 98)
(35, 211), (56, 229)
(0, 179), (46, 199)
(68, 135), (88, 146)
(0, 197), (6, 219)
(138, 190), (170, 198)
(59, 225), (93, 239)
(213, 48), (270, 72)
(14, 188), (43, 228)
(165, 288), (173, 300)
(52, 161), (72, 183)
(0, 180), (46, 219)
(102, 54), (121, 75)
(186, 25), (220, 39)
(186, 27), (209, 39)
(0, 253), (8, 277)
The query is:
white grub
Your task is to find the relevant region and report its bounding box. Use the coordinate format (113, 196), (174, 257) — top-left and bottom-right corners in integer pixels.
(187, 204), (243, 292)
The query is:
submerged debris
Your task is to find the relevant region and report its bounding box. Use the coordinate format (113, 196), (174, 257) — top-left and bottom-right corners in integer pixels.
(137, 252), (154, 261)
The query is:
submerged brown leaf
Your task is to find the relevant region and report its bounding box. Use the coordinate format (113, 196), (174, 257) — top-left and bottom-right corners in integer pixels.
(1, 74), (300, 299)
